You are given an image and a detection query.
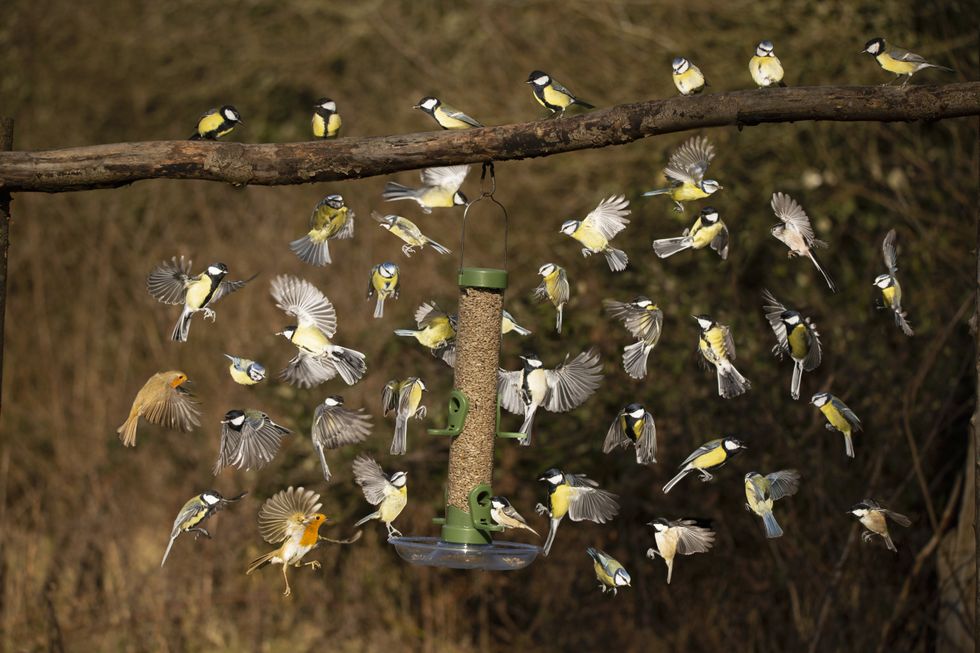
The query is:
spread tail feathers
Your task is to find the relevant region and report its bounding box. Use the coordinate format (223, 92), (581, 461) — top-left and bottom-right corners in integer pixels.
(353, 511), (379, 528)
(289, 234), (332, 266)
(603, 247), (628, 272)
(652, 236), (692, 259)
(391, 416), (408, 455)
(762, 511), (783, 538)
(172, 308), (193, 342)
(246, 549), (278, 575)
(117, 414), (139, 447)
(518, 406), (537, 447)
(426, 238), (452, 255)
(382, 182), (418, 202)
(374, 296), (386, 319)
(329, 347), (367, 385)
(662, 467), (691, 494)
(718, 363), (751, 399)
(894, 310), (914, 336)
(623, 341), (652, 380)
(790, 361), (803, 400)
(542, 518), (559, 556)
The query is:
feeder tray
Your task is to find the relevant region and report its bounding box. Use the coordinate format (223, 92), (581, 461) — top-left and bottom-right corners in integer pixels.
(389, 537), (539, 570)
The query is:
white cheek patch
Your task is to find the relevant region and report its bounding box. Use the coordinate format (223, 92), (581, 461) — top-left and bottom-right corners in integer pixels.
(422, 99), (438, 109)
(223, 109), (238, 121)
(547, 474), (563, 484)
(203, 494), (220, 505)
(629, 409), (645, 418)
(534, 75), (549, 85)
(322, 101), (336, 111)
(231, 415), (246, 427)
(207, 265), (224, 276)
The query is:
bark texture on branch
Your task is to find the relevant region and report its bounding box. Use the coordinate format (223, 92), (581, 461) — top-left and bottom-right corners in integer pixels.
(0, 83), (978, 193)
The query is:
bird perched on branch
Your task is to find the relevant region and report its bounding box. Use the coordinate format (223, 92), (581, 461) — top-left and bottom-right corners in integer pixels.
(811, 392), (861, 458)
(312, 98), (341, 139)
(603, 297), (663, 379)
(499, 349), (603, 446)
(861, 37), (953, 86)
(382, 165), (469, 212)
(224, 354), (266, 386)
(373, 212), (451, 257)
(663, 436), (746, 494)
(161, 490), (246, 567)
(694, 315), (751, 399)
(749, 41), (786, 88)
(652, 206), (730, 260)
(189, 105), (242, 140)
(672, 57), (706, 95)
(490, 496), (538, 536)
(367, 262), (400, 319)
(289, 194), (354, 267)
(382, 377), (426, 455)
(146, 256), (255, 342)
(769, 192), (836, 292)
(394, 301), (457, 365)
(414, 96), (483, 129)
(586, 548), (630, 595)
(352, 456), (408, 538)
(874, 229), (914, 336)
(745, 470), (801, 538)
(117, 370), (200, 447)
(643, 136), (722, 212)
(526, 70), (594, 117)
(271, 275), (367, 387)
(849, 499), (911, 552)
(213, 409), (291, 474)
(310, 396), (372, 481)
(536, 469), (619, 556)
(559, 195), (631, 272)
(646, 518), (715, 584)
(761, 290), (822, 400)
(603, 402), (657, 464)
(533, 263), (570, 334)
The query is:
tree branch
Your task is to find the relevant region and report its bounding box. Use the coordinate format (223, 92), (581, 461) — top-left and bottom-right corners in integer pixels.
(0, 83), (978, 193)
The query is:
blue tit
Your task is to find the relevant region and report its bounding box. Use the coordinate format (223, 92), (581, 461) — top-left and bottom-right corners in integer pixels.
(499, 350), (603, 446)
(535, 468), (619, 556)
(372, 212), (452, 257)
(367, 262), (400, 319)
(312, 98), (341, 138)
(213, 409), (291, 475)
(663, 436), (746, 494)
(394, 301), (457, 365)
(501, 309), (531, 336)
(849, 499), (911, 552)
(761, 291), (822, 400)
(749, 41), (786, 88)
(643, 136), (722, 213)
(224, 354), (266, 386)
(383, 165), (469, 213)
(653, 207), (729, 259)
(290, 194), (354, 267)
(603, 402), (657, 464)
(532, 263), (570, 334)
(745, 470), (801, 538)
(694, 315), (751, 399)
(146, 256), (255, 342)
(811, 392), (861, 458)
(861, 37), (952, 87)
(875, 229), (913, 336)
(311, 395), (372, 481)
(414, 96), (483, 129)
(646, 518), (715, 584)
(603, 297), (663, 379)
(352, 456), (408, 538)
(559, 195), (631, 272)
(770, 192), (836, 292)
(586, 548), (630, 595)
(161, 490), (247, 566)
(190, 105), (242, 140)
(672, 56), (706, 95)
(490, 496), (538, 536)
(526, 70), (595, 117)
(381, 377), (426, 455)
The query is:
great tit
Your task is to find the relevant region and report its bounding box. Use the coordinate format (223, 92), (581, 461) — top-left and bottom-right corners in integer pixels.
(663, 436), (746, 494)
(535, 468), (619, 556)
(861, 37), (953, 86)
(501, 309), (531, 336)
(559, 195), (631, 272)
(311, 396), (372, 481)
(653, 207), (730, 260)
(189, 105), (242, 140)
(603, 403), (657, 464)
(414, 96), (483, 129)
(770, 192), (836, 292)
(394, 301), (457, 365)
(367, 262), (400, 319)
(147, 256), (255, 342)
(490, 496), (539, 536)
(811, 392), (861, 458)
(749, 41), (786, 88)
(372, 212), (452, 257)
(312, 98), (341, 139)
(161, 490), (246, 567)
(224, 354), (266, 386)
(762, 290), (822, 400)
(271, 275), (367, 388)
(499, 349), (603, 446)
(745, 470), (801, 538)
(603, 297), (663, 380)
(117, 370), (200, 447)
(646, 518), (715, 584)
(694, 315), (751, 399)
(672, 57), (706, 95)
(382, 165), (469, 212)
(246, 487), (326, 597)
(289, 194), (354, 267)
(213, 409), (291, 474)
(526, 70), (595, 117)
(532, 263), (570, 334)
(352, 456), (408, 538)
(849, 499), (911, 552)
(875, 229), (914, 336)
(643, 136), (722, 212)
(586, 548), (630, 595)
(382, 377), (427, 455)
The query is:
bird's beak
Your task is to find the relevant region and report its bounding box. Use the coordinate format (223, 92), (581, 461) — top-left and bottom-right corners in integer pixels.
(238, 119), (245, 125)
(525, 80), (533, 84)
(182, 379), (193, 385)
(412, 104), (421, 109)
(859, 48), (869, 54)
(536, 475), (547, 481)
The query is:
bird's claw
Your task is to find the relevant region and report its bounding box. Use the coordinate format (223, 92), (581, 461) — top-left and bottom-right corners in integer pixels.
(203, 308), (216, 322)
(401, 245), (416, 258)
(305, 560), (321, 571)
(646, 548), (658, 560)
(581, 249), (592, 258)
(534, 503), (550, 517)
(825, 424), (836, 432)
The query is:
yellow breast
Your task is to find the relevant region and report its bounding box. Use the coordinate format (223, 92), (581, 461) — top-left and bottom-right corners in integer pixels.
(787, 324), (809, 360)
(691, 221), (721, 249)
(197, 112), (225, 136)
(692, 445), (727, 470)
(820, 404), (852, 433)
(550, 485), (572, 519)
(312, 113), (326, 138)
(877, 53), (918, 75)
(572, 224), (608, 251)
(292, 325), (330, 354)
(326, 113), (342, 137)
(229, 365), (257, 386)
(184, 276), (214, 309)
(750, 56), (784, 86)
(673, 68), (704, 95)
(670, 183), (709, 202)
(542, 86), (574, 108)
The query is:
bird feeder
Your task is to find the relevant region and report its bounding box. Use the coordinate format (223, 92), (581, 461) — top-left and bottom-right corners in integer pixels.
(390, 163), (540, 570)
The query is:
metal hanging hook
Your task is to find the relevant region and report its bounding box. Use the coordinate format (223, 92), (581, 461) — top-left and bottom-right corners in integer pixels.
(459, 160), (509, 273)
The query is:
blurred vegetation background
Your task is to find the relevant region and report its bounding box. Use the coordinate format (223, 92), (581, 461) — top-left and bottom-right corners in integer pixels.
(1, 1), (977, 651)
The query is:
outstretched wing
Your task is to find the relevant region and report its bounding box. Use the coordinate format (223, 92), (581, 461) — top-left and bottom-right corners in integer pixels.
(710, 223), (730, 260)
(761, 290), (789, 355)
(672, 520), (716, 555)
(497, 370), (525, 415)
(664, 136), (715, 185)
(211, 273), (257, 304)
(257, 486), (322, 544)
(765, 469), (801, 501)
(312, 404), (372, 449)
(567, 481), (619, 523)
(142, 384), (201, 432)
(882, 229), (900, 277)
(543, 349), (603, 412)
(602, 416), (627, 453)
(582, 195), (630, 241)
(884, 509), (912, 527)
(382, 380), (400, 416)
(803, 319), (823, 371)
(771, 192), (816, 244)
(420, 165), (469, 192)
(271, 275), (337, 336)
(415, 301), (451, 329)
(352, 455), (392, 506)
(147, 256), (192, 305)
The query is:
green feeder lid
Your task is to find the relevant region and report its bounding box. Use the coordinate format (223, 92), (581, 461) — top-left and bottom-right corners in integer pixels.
(458, 267), (508, 290)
